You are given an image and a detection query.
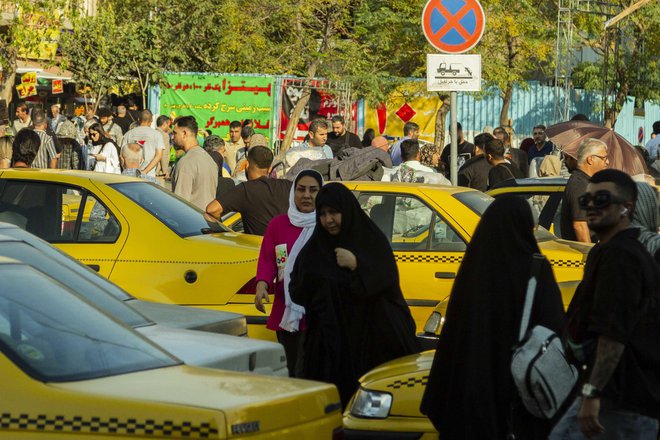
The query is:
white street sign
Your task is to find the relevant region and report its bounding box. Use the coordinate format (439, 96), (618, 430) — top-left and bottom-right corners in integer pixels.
(427, 54), (482, 92)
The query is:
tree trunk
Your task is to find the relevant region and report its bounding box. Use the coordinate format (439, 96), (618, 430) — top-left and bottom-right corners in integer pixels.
(278, 8), (331, 158)
(1, 69), (15, 108)
(604, 61), (630, 128)
(434, 93), (451, 154)
(500, 81), (514, 128)
(1, 52), (17, 109)
(278, 60), (319, 159)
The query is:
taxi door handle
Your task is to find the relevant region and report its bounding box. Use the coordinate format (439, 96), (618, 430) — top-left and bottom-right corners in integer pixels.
(87, 264), (100, 272)
(435, 272), (455, 279)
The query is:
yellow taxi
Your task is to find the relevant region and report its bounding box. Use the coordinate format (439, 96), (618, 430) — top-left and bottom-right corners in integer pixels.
(0, 257), (342, 439)
(345, 181), (590, 333)
(0, 170), (269, 336)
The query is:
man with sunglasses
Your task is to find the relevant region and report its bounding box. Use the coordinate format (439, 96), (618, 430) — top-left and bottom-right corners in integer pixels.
(560, 138), (609, 243)
(550, 169), (660, 439)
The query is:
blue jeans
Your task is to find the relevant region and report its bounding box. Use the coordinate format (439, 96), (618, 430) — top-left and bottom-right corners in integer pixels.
(550, 397), (659, 440)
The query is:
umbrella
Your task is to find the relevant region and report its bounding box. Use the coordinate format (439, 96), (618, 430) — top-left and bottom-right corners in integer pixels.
(545, 121), (647, 176)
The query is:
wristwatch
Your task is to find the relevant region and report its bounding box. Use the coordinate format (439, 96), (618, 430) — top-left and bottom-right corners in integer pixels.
(581, 383), (601, 399)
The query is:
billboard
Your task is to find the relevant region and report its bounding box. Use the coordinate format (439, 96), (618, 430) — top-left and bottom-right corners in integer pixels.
(160, 73), (275, 144)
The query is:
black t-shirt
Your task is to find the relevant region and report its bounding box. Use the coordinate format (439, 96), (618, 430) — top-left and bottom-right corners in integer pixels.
(218, 177), (292, 235)
(327, 131), (363, 155)
(487, 162), (523, 189)
(457, 155), (491, 192)
(441, 141), (475, 176)
(566, 228), (660, 418)
(560, 169), (592, 242)
(113, 116), (134, 134)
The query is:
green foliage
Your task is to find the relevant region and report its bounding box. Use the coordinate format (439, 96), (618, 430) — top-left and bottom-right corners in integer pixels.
(476, 0), (555, 96)
(0, 0), (79, 101)
(570, 0), (660, 125)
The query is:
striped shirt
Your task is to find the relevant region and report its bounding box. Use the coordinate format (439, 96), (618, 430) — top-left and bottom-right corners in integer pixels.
(32, 130), (57, 169)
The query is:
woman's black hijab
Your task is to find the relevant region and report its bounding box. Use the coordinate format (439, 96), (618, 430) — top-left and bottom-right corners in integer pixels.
(303, 182), (399, 290)
(421, 195), (563, 439)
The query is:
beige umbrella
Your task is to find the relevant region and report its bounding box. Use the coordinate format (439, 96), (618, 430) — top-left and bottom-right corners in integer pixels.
(545, 121), (647, 175)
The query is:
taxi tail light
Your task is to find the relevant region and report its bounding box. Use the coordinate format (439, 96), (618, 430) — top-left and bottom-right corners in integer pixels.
(235, 277), (275, 295)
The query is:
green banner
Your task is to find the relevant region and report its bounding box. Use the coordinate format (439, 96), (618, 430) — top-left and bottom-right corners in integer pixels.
(160, 73), (274, 145)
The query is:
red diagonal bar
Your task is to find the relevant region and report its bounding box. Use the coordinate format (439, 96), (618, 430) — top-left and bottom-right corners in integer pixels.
(432, 3), (474, 42)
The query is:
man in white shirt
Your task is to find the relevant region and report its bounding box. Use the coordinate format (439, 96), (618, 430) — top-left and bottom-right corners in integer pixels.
(121, 109), (164, 177)
(12, 104), (32, 134)
(385, 139), (450, 185)
(285, 119), (333, 166)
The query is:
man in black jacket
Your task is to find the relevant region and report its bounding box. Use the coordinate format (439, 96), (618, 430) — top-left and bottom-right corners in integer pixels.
(550, 169), (660, 439)
(457, 132), (493, 192)
(327, 115), (362, 156)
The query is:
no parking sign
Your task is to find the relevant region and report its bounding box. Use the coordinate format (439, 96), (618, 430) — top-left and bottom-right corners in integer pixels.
(422, 0), (486, 54)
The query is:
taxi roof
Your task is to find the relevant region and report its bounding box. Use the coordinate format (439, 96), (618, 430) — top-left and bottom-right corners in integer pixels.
(349, 180), (481, 195)
(0, 168), (142, 185)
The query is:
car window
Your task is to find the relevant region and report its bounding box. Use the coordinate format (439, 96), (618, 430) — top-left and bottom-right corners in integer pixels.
(452, 191), (493, 215)
(110, 182), (230, 237)
(357, 192), (466, 252)
(0, 265), (178, 382)
(0, 181), (119, 243)
(0, 241), (148, 328)
(0, 225), (134, 302)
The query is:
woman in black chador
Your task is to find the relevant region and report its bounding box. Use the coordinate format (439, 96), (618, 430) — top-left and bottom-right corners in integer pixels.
(290, 183), (420, 407)
(420, 196), (565, 439)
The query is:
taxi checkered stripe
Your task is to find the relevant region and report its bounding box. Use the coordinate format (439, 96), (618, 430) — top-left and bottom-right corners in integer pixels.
(394, 255), (462, 264)
(386, 376), (429, 389)
(0, 413), (219, 438)
(548, 259), (585, 268)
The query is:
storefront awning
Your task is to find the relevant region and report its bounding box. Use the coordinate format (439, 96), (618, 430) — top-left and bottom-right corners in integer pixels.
(16, 60), (73, 81)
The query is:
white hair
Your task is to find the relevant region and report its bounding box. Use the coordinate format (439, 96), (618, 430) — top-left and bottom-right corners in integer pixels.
(576, 138), (607, 165)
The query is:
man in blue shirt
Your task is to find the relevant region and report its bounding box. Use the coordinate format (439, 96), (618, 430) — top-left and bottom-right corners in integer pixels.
(645, 121), (660, 162)
(527, 124), (555, 164)
(390, 121), (420, 166)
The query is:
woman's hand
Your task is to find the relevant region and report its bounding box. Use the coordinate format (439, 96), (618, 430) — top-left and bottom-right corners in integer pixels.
(255, 280), (270, 313)
(335, 248), (357, 271)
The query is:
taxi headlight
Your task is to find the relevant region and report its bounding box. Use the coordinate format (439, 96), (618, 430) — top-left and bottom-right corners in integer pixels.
(423, 311), (444, 334)
(350, 389), (392, 419)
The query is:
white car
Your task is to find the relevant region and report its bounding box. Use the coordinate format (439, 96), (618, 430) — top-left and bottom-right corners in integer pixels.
(0, 223), (288, 376)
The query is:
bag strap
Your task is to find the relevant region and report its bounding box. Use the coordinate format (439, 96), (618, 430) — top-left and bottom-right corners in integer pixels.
(518, 253), (545, 341)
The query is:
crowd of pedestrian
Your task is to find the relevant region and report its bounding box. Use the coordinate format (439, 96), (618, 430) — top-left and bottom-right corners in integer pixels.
(3, 101), (660, 437)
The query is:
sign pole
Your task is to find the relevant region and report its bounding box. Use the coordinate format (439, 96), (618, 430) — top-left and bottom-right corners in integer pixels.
(450, 91), (458, 185)
(422, 0), (485, 186)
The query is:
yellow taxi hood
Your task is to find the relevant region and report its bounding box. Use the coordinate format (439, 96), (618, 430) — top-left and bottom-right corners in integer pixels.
(185, 231), (263, 253)
(360, 351), (434, 387)
(358, 351), (435, 418)
(56, 365), (341, 435)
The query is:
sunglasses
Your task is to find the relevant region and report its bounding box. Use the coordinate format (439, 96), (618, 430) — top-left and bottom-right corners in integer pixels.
(578, 190), (626, 210)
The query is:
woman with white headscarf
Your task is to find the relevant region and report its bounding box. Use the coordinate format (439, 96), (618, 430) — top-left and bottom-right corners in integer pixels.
(632, 182), (660, 261)
(254, 169), (323, 376)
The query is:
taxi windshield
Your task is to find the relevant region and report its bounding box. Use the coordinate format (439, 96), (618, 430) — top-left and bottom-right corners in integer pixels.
(109, 182), (230, 237)
(453, 190), (558, 242)
(0, 265), (179, 382)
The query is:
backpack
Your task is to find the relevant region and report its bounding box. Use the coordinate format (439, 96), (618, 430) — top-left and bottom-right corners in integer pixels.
(510, 254), (578, 419)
